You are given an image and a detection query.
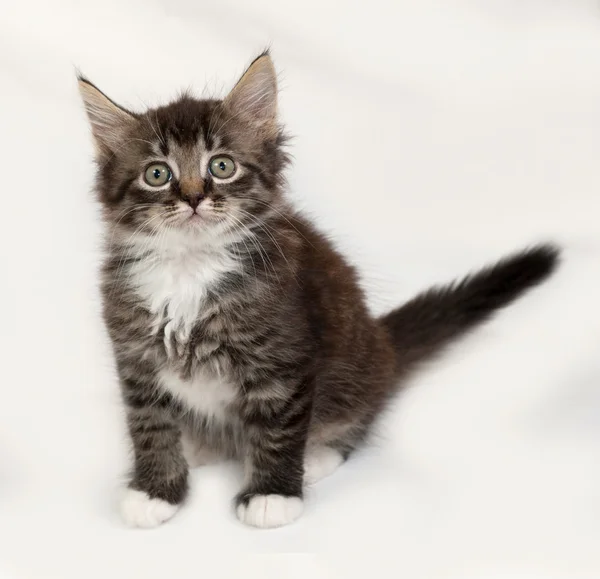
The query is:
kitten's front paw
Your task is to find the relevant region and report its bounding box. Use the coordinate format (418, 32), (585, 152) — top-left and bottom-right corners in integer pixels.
(236, 494), (304, 528)
(120, 489), (179, 529)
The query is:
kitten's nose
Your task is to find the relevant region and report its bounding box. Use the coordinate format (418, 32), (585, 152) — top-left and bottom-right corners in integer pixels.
(185, 193), (205, 211)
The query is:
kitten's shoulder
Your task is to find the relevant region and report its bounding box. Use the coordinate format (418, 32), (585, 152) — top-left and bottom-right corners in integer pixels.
(287, 211), (359, 280)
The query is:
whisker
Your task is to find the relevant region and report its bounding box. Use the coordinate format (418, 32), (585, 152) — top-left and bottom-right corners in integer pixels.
(224, 213), (281, 289)
(236, 209), (296, 283)
(115, 213), (170, 306)
(107, 212), (168, 300)
(234, 197), (314, 247)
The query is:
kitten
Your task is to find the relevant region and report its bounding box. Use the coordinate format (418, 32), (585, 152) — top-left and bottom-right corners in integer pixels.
(78, 52), (559, 529)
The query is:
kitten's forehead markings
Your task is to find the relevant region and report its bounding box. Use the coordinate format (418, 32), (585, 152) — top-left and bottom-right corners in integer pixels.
(167, 137), (207, 182)
(150, 142), (163, 157)
(208, 134), (223, 151)
(200, 134), (224, 179)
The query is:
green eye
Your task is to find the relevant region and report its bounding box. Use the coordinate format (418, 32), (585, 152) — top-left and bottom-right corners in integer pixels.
(144, 163), (172, 187)
(209, 156), (236, 179)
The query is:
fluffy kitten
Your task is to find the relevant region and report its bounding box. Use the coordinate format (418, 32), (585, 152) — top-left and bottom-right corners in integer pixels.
(78, 52), (558, 529)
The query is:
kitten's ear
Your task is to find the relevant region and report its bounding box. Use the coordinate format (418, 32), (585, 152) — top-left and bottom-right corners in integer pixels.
(77, 76), (136, 156)
(224, 53), (278, 138)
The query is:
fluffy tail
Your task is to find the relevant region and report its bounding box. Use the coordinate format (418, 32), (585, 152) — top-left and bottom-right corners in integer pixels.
(380, 244), (560, 372)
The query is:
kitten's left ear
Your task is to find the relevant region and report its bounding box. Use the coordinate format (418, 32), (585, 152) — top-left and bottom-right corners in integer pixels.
(77, 76), (136, 156)
(224, 52), (278, 138)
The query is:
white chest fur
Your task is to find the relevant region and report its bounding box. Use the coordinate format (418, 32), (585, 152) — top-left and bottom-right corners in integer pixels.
(127, 229), (240, 345)
(158, 367), (237, 421)
(124, 229), (242, 420)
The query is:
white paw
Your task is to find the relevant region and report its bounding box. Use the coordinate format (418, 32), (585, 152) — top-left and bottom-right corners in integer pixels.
(304, 447), (344, 484)
(236, 495), (304, 528)
(120, 489), (179, 529)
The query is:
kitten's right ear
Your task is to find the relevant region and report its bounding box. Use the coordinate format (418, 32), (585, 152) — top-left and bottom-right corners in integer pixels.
(77, 75), (136, 156)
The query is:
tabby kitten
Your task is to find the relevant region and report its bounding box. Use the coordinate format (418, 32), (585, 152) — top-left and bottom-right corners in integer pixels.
(78, 52), (558, 529)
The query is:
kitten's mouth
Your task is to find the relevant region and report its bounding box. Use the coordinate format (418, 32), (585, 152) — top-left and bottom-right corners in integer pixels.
(180, 211), (210, 228)
(175, 207), (218, 229)
(184, 213), (203, 226)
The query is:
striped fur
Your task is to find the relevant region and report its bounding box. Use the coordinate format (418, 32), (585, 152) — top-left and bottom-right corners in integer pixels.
(78, 52), (559, 528)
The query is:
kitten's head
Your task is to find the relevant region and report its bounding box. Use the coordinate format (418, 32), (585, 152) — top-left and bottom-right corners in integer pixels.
(78, 53), (289, 243)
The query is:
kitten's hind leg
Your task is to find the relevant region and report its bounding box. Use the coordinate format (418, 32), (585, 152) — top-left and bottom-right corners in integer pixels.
(304, 420), (370, 484)
(303, 446), (345, 484)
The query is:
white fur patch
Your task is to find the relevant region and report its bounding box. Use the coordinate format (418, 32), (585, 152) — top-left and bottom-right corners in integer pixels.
(120, 489), (179, 528)
(128, 228), (242, 348)
(236, 495), (304, 528)
(158, 367), (237, 422)
(304, 447), (344, 484)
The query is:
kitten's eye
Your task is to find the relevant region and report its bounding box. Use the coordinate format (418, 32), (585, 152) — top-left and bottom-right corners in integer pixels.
(144, 163), (172, 187)
(209, 156), (236, 179)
